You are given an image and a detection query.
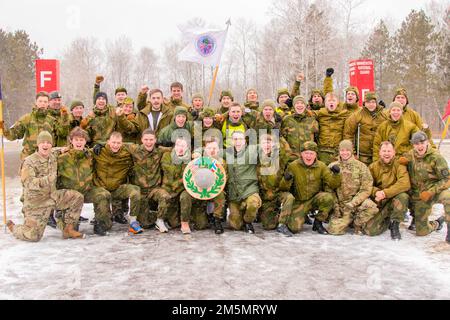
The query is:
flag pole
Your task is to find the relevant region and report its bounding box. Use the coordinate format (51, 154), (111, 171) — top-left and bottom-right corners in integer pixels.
(0, 78), (7, 232)
(438, 117), (450, 151)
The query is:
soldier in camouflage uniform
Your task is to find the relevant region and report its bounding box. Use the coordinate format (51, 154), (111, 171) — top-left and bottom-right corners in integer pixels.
(275, 88), (292, 117)
(56, 127), (110, 234)
(213, 103), (250, 149)
(314, 92), (351, 165)
(164, 82), (190, 111)
(93, 75), (127, 107)
(48, 91), (72, 147)
(244, 88), (259, 111)
(1, 92), (57, 160)
(92, 132), (142, 235)
(242, 99), (283, 134)
(365, 141), (411, 240)
(189, 93), (204, 121)
(343, 92), (389, 165)
(373, 102), (420, 162)
(127, 129), (171, 230)
(217, 90), (234, 114)
(226, 130), (261, 234)
(257, 133), (295, 236)
(327, 140), (379, 235)
(281, 95), (319, 159)
(80, 92), (117, 146)
(6, 131), (85, 241)
(68, 100), (85, 130)
(402, 132), (447, 236)
(115, 97), (141, 144)
(160, 136), (191, 233)
(157, 106), (193, 147)
(291, 69), (334, 111)
(280, 141), (342, 234)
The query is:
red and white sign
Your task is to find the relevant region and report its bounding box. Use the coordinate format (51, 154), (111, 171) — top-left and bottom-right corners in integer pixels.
(35, 59), (60, 93)
(349, 59), (375, 106)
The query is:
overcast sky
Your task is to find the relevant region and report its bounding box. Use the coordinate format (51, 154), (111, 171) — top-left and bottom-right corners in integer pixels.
(0, 0), (437, 58)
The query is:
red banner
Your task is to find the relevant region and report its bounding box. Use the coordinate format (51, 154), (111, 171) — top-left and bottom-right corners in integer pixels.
(349, 59), (375, 106)
(35, 59), (60, 93)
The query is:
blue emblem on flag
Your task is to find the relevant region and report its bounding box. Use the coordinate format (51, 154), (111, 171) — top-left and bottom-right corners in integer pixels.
(196, 35), (216, 57)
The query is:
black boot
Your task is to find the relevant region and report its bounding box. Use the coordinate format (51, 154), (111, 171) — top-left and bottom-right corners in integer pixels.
(408, 215), (416, 231)
(277, 224), (293, 237)
(214, 218), (224, 234)
(435, 216), (445, 231)
(389, 221), (401, 240)
(94, 222), (107, 236)
(446, 223), (450, 243)
(47, 212), (57, 229)
(114, 214), (128, 224)
(304, 214), (313, 225)
(244, 223), (255, 234)
(79, 216), (89, 222)
(312, 219), (328, 234)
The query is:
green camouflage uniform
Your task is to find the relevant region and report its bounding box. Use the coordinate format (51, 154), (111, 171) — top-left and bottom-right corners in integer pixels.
(226, 145), (262, 230)
(92, 144), (141, 230)
(279, 158), (342, 233)
(81, 106), (117, 146)
(57, 148), (110, 228)
(3, 108), (56, 160)
(291, 76), (333, 110)
(115, 113), (140, 144)
(405, 147), (450, 236)
(48, 108), (72, 147)
(12, 151), (84, 242)
(327, 157), (379, 235)
(364, 159), (411, 236)
(281, 111), (319, 158)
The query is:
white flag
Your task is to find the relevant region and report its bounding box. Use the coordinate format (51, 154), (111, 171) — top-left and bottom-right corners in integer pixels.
(178, 27), (228, 67)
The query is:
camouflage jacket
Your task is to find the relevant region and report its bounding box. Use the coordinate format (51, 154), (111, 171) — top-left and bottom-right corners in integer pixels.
(373, 117), (419, 162)
(280, 158), (342, 202)
(81, 105), (117, 146)
(281, 111), (318, 157)
(369, 158), (411, 199)
(292, 76), (333, 110)
(49, 108), (72, 147)
(3, 107), (57, 160)
(405, 147), (450, 199)
(57, 148), (94, 195)
(157, 121), (193, 146)
(314, 106), (351, 151)
(329, 157), (373, 207)
(161, 148), (190, 197)
(115, 112), (140, 144)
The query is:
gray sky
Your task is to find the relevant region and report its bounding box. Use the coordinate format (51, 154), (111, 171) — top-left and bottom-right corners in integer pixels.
(0, 0), (435, 58)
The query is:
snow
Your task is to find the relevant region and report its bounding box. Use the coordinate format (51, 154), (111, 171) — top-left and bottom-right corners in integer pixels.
(0, 144), (449, 300)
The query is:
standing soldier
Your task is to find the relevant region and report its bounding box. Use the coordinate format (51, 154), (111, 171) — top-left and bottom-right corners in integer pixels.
(344, 92), (388, 165)
(68, 100), (85, 129)
(281, 95), (318, 159)
(373, 102), (419, 162)
(189, 93), (204, 121)
(160, 136), (191, 233)
(48, 91), (71, 147)
(157, 106), (193, 146)
(291, 69), (334, 111)
(1, 92), (56, 160)
(327, 140), (379, 235)
(93, 75), (127, 107)
(275, 88), (292, 117)
(81, 92), (117, 146)
(217, 90), (234, 114)
(115, 97), (140, 144)
(6, 131), (85, 241)
(165, 82), (190, 111)
(314, 92), (351, 165)
(342, 86), (360, 114)
(402, 132), (447, 236)
(241, 99), (283, 134)
(226, 131), (261, 234)
(257, 133), (295, 237)
(280, 141), (342, 234)
(57, 127), (110, 232)
(214, 103), (250, 148)
(365, 141), (411, 240)
(244, 88), (259, 111)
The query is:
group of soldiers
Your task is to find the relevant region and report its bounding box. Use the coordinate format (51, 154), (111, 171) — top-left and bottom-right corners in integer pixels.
(0, 68), (449, 245)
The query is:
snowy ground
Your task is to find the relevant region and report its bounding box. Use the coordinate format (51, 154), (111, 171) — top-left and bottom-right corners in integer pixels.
(0, 141), (449, 300)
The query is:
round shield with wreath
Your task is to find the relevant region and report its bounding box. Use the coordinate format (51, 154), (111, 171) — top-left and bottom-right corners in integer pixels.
(183, 157), (227, 200)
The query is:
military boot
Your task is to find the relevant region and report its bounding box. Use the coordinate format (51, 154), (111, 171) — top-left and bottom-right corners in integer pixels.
(63, 224), (85, 239)
(312, 219), (328, 234)
(277, 223), (293, 237)
(214, 218), (224, 234)
(47, 211), (57, 229)
(304, 214), (313, 225)
(114, 214), (128, 224)
(244, 223), (255, 234)
(408, 215), (416, 231)
(94, 221), (107, 236)
(389, 221), (401, 241)
(436, 216), (445, 231)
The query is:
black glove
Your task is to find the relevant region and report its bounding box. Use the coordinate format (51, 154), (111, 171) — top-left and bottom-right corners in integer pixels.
(285, 98), (293, 109)
(284, 171), (293, 181)
(330, 164), (340, 174)
(70, 119), (80, 128)
(379, 100), (386, 108)
(191, 110), (199, 119)
(93, 144), (104, 156)
(275, 113), (282, 123)
(326, 68), (334, 77)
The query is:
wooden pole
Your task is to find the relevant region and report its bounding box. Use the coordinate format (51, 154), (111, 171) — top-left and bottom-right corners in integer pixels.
(0, 79), (7, 232)
(207, 66), (219, 107)
(438, 117), (450, 150)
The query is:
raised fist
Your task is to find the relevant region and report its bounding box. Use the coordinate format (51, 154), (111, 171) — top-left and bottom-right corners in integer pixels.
(95, 75), (104, 84)
(330, 164), (340, 174)
(93, 144), (104, 156)
(296, 72), (305, 82)
(214, 114), (224, 123)
(115, 107), (124, 117)
(60, 107), (69, 116)
(326, 68), (334, 77)
(140, 85), (149, 95)
(379, 100), (386, 108)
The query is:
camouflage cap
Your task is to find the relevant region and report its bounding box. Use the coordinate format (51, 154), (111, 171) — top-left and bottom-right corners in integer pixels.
(389, 101), (404, 110)
(410, 131), (428, 144)
(260, 99), (277, 111)
(276, 88), (290, 103)
(199, 107), (215, 120)
(174, 106), (188, 117)
(364, 91), (378, 102)
(293, 95), (307, 106)
(70, 100), (84, 111)
(94, 92), (108, 104)
(301, 141), (318, 153)
(115, 87), (128, 95)
(37, 131), (53, 145)
(191, 93), (204, 102)
(49, 91), (62, 100)
(393, 87), (408, 99)
(220, 90), (234, 102)
(123, 97), (134, 105)
(308, 89), (324, 103)
(339, 139), (353, 151)
(345, 86), (360, 102)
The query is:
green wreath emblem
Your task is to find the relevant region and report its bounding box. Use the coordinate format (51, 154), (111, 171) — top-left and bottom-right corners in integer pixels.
(184, 159), (225, 199)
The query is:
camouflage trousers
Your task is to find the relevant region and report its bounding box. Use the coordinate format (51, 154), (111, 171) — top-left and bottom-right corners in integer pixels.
(93, 184), (141, 230)
(259, 192), (295, 230)
(411, 190), (450, 236)
(318, 147), (338, 165)
(111, 199), (130, 218)
(328, 199), (379, 235)
(137, 188), (170, 228)
(228, 193), (262, 230)
(364, 193), (409, 236)
(179, 190), (226, 230)
(12, 189), (84, 242)
(287, 192), (334, 233)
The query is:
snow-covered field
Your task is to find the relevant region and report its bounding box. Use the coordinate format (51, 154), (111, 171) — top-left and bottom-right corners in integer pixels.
(0, 142), (449, 300)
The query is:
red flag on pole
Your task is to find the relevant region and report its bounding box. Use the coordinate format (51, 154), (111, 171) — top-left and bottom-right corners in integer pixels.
(442, 99), (450, 120)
